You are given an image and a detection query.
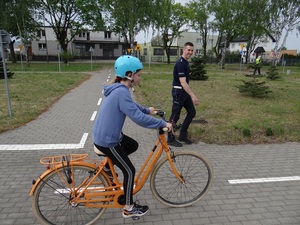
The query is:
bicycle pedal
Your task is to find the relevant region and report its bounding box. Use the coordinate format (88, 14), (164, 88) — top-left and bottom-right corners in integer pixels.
(132, 216), (140, 220)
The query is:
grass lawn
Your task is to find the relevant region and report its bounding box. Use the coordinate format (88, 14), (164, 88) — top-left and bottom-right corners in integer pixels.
(1, 61), (299, 144)
(136, 64), (300, 144)
(0, 62), (109, 133)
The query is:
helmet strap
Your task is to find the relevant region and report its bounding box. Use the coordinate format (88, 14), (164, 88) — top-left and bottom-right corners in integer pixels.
(125, 75), (134, 84)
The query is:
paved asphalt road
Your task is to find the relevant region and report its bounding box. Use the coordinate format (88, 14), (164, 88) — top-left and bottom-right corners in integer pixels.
(0, 68), (299, 225)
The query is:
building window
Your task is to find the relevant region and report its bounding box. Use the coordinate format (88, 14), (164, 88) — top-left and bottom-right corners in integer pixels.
(169, 49), (178, 56)
(154, 48), (164, 55)
(196, 38), (201, 44)
(38, 43), (47, 50)
(100, 43), (118, 49)
(231, 43), (235, 48)
(105, 31), (111, 39)
(37, 30), (45, 37)
(195, 49), (201, 55)
(75, 44), (85, 49)
(209, 39), (214, 46)
(143, 48), (147, 56)
(79, 32), (86, 38)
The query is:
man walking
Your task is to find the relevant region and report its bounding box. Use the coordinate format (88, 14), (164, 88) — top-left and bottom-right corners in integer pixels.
(253, 55), (262, 75)
(167, 42), (199, 147)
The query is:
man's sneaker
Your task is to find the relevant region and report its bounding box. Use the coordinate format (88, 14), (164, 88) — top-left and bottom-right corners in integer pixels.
(178, 136), (193, 144)
(122, 203), (149, 218)
(167, 139), (182, 147)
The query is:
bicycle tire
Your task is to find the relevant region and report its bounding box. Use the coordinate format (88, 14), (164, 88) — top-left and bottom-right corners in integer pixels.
(32, 164), (110, 225)
(150, 151), (213, 207)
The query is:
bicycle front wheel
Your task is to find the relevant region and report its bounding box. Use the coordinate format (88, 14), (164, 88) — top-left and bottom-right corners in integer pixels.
(32, 164), (109, 225)
(150, 151), (213, 207)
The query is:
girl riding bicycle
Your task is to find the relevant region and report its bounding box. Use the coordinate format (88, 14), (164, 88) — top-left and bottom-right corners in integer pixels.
(92, 55), (172, 218)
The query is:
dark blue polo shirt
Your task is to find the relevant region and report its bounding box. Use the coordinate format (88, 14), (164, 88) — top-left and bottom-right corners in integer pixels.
(172, 57), (190, 86)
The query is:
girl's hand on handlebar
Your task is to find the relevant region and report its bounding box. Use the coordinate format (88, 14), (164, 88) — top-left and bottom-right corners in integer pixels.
(165, 122), (173, 133)
(149, 107), (156, 115)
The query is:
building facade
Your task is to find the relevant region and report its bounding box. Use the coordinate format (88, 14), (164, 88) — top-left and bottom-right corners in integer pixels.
(31, 27), (129, 61)
(29, 27), (293, 63)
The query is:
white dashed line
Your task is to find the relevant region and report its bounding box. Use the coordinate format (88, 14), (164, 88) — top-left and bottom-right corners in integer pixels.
(0, 133), (89, 151)
(90, 111), (97, 121)
(97, 98), (102, 106)
(228, 176), (300, 184)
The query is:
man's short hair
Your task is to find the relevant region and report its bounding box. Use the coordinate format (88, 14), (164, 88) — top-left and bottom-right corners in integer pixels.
(184, 42), (194, 47)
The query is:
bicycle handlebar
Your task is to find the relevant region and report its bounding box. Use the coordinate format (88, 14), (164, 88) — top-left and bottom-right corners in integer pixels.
(154, 110), (165, 118)
(154, 110), (169, 132)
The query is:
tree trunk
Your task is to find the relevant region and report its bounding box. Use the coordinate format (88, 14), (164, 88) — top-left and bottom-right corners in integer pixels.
(9, 41), (16, 63)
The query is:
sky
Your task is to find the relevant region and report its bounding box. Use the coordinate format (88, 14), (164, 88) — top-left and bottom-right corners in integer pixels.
(135, 0), (300, 52)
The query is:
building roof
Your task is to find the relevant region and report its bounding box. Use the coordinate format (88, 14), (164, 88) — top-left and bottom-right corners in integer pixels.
(254, 47), (265, 53)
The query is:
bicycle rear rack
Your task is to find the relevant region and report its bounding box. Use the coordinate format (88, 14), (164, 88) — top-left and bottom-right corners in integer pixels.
(40, 154), (89, 169)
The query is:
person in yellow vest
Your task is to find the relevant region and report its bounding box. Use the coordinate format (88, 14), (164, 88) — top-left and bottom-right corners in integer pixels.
(253, 55), (262, 75)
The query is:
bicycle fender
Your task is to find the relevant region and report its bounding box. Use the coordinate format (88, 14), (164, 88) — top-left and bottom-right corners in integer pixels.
(29, 161), (97, 196)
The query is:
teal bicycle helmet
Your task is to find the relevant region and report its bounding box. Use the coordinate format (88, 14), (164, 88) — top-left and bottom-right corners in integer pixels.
(114, 55), (143, 78)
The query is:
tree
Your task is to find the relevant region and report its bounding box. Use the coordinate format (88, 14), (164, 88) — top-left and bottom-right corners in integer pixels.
(37, 0), (105, 63)
(267, 0), (300, 65)
(152, 1), (189, 64)
(236, 76), (272, 97)
(190, 55), (208, 80)
(0, 0), (40, 64)
(208, 0), (244, 68)
(101, 0), (154, 49)
(266, 65), (281, 80)
(237, 0), (270, 64)
(186, 0), (210, 62)
(150, 34), (163, 46)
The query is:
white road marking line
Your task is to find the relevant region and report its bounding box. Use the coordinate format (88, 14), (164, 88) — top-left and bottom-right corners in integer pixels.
(97, 97), (102, 106)
(90, 111), (97, 121)
(0, 133), (89, 151)
(228, 176), (300, 184)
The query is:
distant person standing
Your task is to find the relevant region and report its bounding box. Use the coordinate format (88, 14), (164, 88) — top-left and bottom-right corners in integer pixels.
(253, 55), (262, 75)
(167, 42), (199, 147)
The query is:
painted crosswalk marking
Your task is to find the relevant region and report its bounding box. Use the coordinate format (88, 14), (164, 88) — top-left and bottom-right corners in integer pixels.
(0, 133), (88, 151)
(228, 176), (300, 184)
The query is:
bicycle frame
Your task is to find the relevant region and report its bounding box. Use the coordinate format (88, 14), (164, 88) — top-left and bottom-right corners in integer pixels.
(30, 129), (184, 209)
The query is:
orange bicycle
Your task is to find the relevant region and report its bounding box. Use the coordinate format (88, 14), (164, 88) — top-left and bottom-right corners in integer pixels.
(30, 110), (213, 225)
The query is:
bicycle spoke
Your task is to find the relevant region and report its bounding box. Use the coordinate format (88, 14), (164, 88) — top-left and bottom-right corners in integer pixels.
(32, 165), (109, 225)
(150, 152), (213, 207)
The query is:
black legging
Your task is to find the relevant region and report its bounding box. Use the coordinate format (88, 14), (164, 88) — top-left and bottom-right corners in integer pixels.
(94, 135), (138, 205)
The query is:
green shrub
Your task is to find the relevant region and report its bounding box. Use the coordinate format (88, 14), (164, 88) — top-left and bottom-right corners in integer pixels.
(190, 56), (208, 80)
(265, 128), (274, 136)
(236, 76), (272, 97)
(242, 128), (251, 137)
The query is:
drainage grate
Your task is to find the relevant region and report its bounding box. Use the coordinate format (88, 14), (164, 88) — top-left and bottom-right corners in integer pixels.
(192, 119), (208, 124)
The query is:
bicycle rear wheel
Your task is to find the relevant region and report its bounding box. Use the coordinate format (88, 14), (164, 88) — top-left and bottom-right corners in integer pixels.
(32, 164), (109, 225)
(150, 151), (213, 207)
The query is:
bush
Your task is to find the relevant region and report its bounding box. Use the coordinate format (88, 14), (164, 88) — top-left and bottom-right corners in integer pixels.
(0, 57), (14, 79)
(236, 75), (272, 97)
(266, 65), (281, 80)
(190, 56), (208, 80)
(265, 128), (274, 136)
(242, 128), (251, 137)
